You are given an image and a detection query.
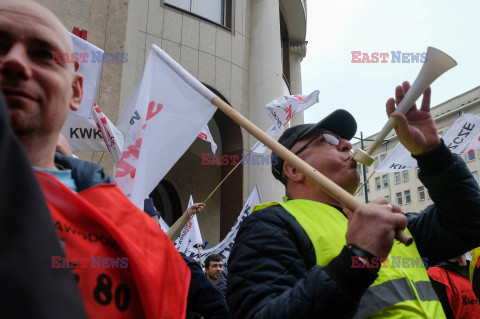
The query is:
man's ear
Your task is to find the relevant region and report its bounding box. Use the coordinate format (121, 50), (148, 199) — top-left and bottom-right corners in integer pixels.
(69, 73), (83, 111)
(283, 161), (305, 183)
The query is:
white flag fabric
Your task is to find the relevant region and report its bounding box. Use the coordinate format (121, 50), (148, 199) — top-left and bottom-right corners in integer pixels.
(115, 45), (217, 208)
(375, 113), (480, 172)
(375, 142), (417, 173)
(175, 196), (204, 254)
(158, 216), (170, 233)
(61, 114), (107, 152)
(183, 186), (262, 264)
(91, 103), (124, 164)
(117, 75), (144, 134)
(198, 124), (218, 154)
(69, 33), (103, 118)
(264, 90), (320, 129)
(251, 124), (281, 154)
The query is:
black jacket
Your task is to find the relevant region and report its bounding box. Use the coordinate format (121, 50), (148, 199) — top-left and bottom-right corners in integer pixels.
(226, 141), (480, 318)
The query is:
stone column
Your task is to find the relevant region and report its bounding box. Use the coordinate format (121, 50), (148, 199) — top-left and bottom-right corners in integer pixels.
(289, 42), (307, 126)
(248, 0), (285, 202)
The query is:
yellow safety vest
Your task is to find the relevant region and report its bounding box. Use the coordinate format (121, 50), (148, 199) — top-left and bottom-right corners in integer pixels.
(253, 199), (445, 318)
(469, 247), (480, 281)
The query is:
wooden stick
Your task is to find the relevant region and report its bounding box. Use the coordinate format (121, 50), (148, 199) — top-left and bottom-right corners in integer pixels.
(97, 152), (105, 165)
(203, 153), (247, 204)
(211, 97), (413, 246)
(354, 170), (376, 196)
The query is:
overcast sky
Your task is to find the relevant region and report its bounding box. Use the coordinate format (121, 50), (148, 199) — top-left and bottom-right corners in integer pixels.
(301, 0), (480, 138)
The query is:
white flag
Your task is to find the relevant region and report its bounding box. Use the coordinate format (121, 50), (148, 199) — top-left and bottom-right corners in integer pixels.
(91, 103), (124, 164)
(61, 114), (106, 152)
(375, 113), (480, 173)
(69, 33), (103, 118)
(117, 75), (144, 134)
(264, 90), (320, 129)
(158, 216), (170, 233)
(183, 186), (262, 264)
(175, 196), (204, 254)
(198, 124), (218, 154)
(115, 45), (217, 208)
(251, 125), (281, 154)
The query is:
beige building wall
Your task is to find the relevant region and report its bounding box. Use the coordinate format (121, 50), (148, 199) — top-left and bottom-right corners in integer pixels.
(35, 0), (308, 245)
(354, 86), (480, 214)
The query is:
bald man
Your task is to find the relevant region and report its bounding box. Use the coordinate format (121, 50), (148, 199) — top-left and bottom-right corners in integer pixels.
(0, 1), (190, 318)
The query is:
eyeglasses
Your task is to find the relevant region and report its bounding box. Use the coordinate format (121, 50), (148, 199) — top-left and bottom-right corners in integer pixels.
(294, 132), (341, 156)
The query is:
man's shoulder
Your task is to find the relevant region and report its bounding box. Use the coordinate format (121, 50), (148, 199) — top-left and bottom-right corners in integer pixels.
(55, 153), (115, 191)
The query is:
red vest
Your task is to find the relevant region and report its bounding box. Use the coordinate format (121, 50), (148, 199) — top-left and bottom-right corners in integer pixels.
(35, 170), (190, 318)
(428, 266), (480, 318)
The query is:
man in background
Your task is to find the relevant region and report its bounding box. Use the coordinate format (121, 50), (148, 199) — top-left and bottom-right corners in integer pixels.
(205, 254), (224, 285)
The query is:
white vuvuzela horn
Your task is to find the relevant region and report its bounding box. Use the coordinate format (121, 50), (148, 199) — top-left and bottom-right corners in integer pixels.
(353, 47), (457, 166)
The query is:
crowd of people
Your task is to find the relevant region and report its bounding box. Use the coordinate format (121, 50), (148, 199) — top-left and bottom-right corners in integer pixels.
(2, 0), (480, 318)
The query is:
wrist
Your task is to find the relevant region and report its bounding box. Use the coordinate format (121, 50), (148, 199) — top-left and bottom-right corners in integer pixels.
(346, 244), (382, 272)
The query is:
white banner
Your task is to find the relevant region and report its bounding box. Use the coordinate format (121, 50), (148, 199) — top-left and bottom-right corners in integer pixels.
(175, 196), (204, 254)
(264, 90), (320, 129)
(69, 33), (103, 118)
(61, 114), (107, 152)
(183, 186), (262, 264)
(251, 124), (281, 154)
(375, 113), (480, 172)
(115, 45), (217, 208)
(91, 103), (124, 164)
(198, 124), (217, 154)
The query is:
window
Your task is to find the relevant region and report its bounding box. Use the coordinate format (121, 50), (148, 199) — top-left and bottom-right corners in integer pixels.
(164, 0), (232, 28)
(418, 186), (425, 201)
(394, 172), (401, 184)
(380, 154), (386, 162)
(374, 157), (379, 168)
(385, 195), (390, 202)
(358, 186), (363, 196)
(357, 164), (362, 176)
(404, 190), (411, 204)
(472, 171), (479, 186)
(396, 192), (403, 205)
(375, 177), (381, 190)
(280, 11), (290, 89)
(467, 151), (476, 162)
(382, 174), (388, 188)
(402, 170), (409, 182)
(416, 168), (420, 176)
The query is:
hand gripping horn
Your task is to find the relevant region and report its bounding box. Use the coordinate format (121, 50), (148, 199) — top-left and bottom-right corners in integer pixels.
(352, 47), (457, 166)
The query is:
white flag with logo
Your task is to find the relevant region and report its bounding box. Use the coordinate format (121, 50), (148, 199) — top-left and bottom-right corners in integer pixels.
(264, 90), (320, 129)
(115, 45), (217, 208)
(375, 113), (480, 173)
(91, 103), (124, 164)
(117, 75), (143, 134)
(198, 124), (217, 154)
(69, 33), (103, 118)
(183, 186), (262, 264)
(61, 114), (107, 152)
(175, 196), (204, 254)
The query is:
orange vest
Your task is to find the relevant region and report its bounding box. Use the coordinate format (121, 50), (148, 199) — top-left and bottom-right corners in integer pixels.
(428, 266), (480, 319)
(35, 170), (190, 318)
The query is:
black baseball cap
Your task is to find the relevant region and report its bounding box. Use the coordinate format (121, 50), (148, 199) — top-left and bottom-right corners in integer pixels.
(272, 109), (357, 181)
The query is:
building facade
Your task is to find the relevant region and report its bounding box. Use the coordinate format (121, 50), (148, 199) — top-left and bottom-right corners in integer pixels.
(353, 86), (480, 213)
(37, 0), (308, 245)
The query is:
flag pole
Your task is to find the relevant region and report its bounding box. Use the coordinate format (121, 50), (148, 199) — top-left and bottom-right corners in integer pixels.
(97, 152), (105, 165)
(211, 97), (413, 246)
(203, 152), (249, 204)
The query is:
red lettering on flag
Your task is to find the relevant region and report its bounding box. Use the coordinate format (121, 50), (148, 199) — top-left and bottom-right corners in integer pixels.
(294, 95), (305, 102)
(146, 101), (163, 121)
(285, 105), (292, 125)
(198, 132), (207, 140)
